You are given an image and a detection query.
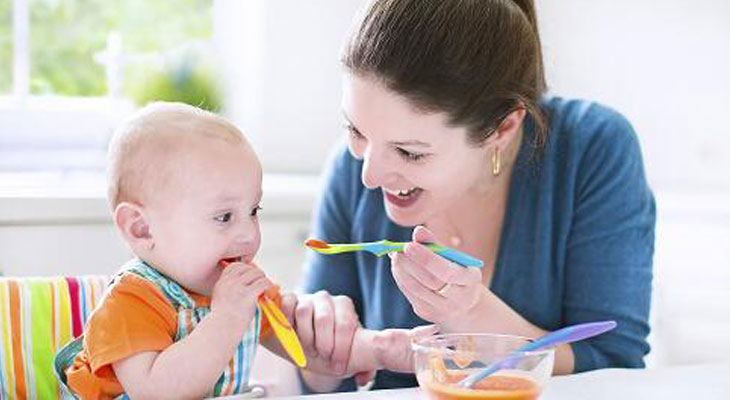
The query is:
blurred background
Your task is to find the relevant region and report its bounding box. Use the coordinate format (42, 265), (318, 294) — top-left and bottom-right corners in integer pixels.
(1, 0), (728, 393)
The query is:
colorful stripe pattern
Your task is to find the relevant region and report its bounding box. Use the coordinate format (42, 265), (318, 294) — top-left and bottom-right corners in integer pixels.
(0, 276), (109, 400)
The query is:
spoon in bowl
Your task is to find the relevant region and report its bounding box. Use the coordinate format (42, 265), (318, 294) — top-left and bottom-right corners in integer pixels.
(458, 320), (617, 388)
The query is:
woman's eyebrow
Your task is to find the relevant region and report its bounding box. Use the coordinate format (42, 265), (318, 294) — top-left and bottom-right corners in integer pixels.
(341, 110), (431, 148)
(390, 140), (431, 148)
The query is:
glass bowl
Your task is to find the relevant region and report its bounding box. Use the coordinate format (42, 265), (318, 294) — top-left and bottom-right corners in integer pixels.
(412, 333), (555, 400)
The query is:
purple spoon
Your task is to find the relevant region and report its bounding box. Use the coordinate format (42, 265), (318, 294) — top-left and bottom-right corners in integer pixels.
(458, 320), (617, 388)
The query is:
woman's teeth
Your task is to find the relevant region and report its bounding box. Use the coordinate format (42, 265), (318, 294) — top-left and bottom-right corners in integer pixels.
(394, 187), (421, 197)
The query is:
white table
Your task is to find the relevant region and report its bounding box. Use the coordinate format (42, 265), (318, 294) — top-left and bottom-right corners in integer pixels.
(242, 363), (730, 399)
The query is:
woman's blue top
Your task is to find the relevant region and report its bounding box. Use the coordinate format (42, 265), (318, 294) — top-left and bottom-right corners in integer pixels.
(302, 97), (655, 391)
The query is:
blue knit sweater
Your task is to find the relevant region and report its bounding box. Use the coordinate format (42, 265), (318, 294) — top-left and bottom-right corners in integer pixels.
(302, 97), (655, 391)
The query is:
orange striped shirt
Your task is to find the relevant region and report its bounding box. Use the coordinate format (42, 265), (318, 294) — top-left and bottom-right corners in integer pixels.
(66, 274), (279, 399)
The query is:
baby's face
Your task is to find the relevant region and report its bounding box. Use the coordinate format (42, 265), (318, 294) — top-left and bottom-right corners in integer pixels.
(143, 135), (263, 295)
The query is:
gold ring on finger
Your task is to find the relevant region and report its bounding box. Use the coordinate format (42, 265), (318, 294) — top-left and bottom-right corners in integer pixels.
(436, 282), (451, 296)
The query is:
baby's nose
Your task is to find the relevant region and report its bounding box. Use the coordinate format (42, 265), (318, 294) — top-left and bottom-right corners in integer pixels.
(233, 224), (254, 244)
(232, 219), (260, 251)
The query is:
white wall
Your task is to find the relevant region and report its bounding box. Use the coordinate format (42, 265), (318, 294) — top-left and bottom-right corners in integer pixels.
(216, 0), (730, 190)
(537, 0), (730, 191)
(214, 0), (364, 174)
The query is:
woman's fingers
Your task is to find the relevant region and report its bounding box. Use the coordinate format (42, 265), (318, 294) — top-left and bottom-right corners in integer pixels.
(330, 295), (358, 374)
(401, 243), (448, 291)
(290, 291), (363, 377)
(412, 225), (438, 244)
(312, 291), (336, 360)
(404, 241), (482, 286)
(410, 226), (449, 287)
(448, 266), (483, 286)
(280, 293), (298, 326)
(390, 253), (443, 318)
(391, 244), (484, 323)
(294, 296), (317, 356)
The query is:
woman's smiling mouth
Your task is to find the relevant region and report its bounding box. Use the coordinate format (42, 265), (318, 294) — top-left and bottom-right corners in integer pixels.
(383, 187), (423, 208)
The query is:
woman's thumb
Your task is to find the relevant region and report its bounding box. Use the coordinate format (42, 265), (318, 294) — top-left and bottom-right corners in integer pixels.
(413, 225), (438, 244)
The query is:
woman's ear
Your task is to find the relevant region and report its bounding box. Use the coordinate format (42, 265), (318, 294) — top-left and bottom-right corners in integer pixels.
(114, 202), (154, 252)
(485, 107), (527, 150)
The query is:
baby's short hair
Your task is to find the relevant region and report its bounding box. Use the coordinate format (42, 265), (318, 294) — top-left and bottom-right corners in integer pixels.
(107, 102), (245, 209)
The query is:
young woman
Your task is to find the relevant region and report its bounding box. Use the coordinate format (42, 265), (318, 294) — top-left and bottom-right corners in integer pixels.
(291, 0), (654, 392)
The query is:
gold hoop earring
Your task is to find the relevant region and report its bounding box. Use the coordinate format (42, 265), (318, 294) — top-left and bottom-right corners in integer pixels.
(492, 147), (501, 176)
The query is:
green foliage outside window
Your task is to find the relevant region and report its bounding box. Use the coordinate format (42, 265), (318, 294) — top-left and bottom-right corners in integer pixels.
(17, 0), (216, 105)
(0, 1), (11, 93)
(126, 51), (222, 112)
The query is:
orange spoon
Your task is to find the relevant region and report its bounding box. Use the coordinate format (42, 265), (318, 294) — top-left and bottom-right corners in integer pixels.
(220, 260), (307, 367)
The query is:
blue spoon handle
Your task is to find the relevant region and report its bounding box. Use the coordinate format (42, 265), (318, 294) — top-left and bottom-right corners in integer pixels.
(428, 246), (484, 268)
(458, 320), (617, 388)
(362, 241), (483, 268)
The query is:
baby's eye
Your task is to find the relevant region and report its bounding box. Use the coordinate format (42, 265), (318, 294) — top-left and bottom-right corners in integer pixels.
(250, 205), (262, 217)
(214, 212), (233, 223)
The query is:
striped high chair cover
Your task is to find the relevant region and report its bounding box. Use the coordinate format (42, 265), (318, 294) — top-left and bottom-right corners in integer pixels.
(0, 276), (109, 400)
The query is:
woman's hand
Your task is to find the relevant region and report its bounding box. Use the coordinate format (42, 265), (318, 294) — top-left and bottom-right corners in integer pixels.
(390, 226), (487, 331)
(281, 291), (372, 382)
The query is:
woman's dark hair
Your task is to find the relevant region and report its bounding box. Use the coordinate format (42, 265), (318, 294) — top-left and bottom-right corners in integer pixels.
(342, 0), (547, 147)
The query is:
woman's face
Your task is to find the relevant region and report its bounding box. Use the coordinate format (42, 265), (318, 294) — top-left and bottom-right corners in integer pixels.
(341, 73), (494, 227)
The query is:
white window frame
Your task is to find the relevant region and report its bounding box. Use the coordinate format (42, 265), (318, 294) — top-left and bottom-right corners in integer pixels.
(1, 0), (148, 172)
(1, 0), (118, 170)
(1, 0), (112, 108)
(11, 0), (29, 104)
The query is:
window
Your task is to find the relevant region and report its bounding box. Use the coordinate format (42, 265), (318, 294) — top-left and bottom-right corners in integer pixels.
(0, 2), (11, 93)
(1, 0), (216, 172)
(27, 0), (213, 97)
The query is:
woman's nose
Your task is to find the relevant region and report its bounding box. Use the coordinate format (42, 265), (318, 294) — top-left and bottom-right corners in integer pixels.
(361, 146), (388, 189)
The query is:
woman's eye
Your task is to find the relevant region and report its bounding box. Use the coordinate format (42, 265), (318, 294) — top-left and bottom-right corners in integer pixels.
(251, 205), (262, 217)
(214, 212), (233, 223)
(396, 147), (426, 162)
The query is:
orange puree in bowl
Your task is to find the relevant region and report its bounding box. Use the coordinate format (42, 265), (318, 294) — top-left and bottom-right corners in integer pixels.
(418, 371), (540, 400)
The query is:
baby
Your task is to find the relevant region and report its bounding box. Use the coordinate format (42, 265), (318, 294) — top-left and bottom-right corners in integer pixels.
(56, 102), (432, 399)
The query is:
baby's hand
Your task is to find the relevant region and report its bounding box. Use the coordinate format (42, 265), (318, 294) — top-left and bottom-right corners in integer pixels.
(373, 325), (439, 373)
(211, 261), (273, 333)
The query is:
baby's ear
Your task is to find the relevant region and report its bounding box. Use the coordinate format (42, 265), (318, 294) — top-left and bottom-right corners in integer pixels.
(114, 202), (153, 251)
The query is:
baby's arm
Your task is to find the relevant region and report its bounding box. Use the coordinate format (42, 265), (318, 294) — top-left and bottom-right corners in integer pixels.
(113, 262), (272, 399)
(113, 311), (252, 399)
(261, 324), (438, 378)
(347, 324), (439, 374)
